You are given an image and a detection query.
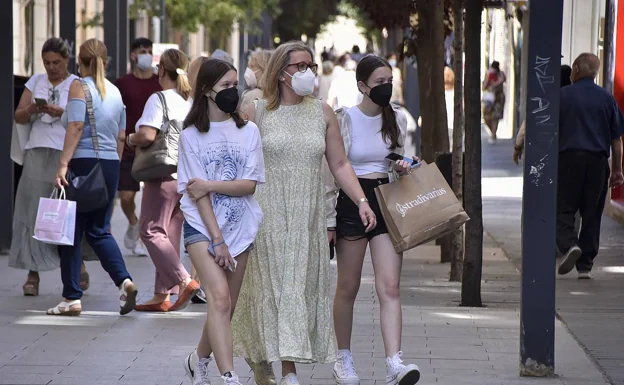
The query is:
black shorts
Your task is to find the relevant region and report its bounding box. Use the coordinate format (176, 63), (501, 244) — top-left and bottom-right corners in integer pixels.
(336, 177), (389, 241)
(117, 158), (140, 192)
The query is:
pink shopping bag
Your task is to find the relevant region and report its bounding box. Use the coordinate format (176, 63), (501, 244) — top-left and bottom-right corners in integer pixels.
(33, 188), (76, 246)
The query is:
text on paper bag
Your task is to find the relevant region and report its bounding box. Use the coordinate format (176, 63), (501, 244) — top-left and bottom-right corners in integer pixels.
(395, 187), (448, 217)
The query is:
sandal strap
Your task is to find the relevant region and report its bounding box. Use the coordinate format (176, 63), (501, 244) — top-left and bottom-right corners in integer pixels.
(47, 300), (81, 314)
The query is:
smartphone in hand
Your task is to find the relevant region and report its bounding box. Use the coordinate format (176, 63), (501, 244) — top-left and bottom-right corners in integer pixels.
(34, 98), (47, 106)
(385, 153), (420, 168)
(329, 240), (335, 260)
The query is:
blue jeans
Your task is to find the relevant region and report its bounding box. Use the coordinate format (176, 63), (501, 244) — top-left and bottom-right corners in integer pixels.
(58, 158), (132, 300)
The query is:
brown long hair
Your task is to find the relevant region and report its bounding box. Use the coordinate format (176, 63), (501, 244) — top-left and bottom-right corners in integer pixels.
(356, 55), (401, 150)
(159, 49), (192, 100)
(184, 59), (247, 133)
(263, 41), (314, 111)
(248, 50), (272, 89)
(79, 39), (108, 98)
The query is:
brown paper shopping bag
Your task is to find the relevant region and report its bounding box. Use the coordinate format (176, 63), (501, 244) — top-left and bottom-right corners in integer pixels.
(374, 162), (469, 253)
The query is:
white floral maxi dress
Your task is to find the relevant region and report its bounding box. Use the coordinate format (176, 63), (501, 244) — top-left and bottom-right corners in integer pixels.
(232, 97), (336, 364)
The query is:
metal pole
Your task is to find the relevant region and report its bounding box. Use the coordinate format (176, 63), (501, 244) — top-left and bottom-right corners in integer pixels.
(104, 0), (120, 80)
(0, 1), (14, 251)
(59, 0), (77, 75)
(519, 0), (564, 377)
(602, 0), (616, 92)
(160, 0), (166, 43)
(119, 0), (129, 76)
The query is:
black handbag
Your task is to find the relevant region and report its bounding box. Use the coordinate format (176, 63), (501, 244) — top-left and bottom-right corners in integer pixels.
(64, 80), (109, 213)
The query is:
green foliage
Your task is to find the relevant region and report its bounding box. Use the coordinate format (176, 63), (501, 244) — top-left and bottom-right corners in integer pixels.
(130, 0), (278, 37)
(273, 0), (341, 42)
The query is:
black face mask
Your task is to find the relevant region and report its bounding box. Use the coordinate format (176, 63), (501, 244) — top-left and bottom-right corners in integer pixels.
(368, 83), (393, 107)
(212, 87), (239, 113)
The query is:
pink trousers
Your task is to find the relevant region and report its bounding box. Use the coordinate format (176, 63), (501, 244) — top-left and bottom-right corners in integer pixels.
(139, 178), (188, 295)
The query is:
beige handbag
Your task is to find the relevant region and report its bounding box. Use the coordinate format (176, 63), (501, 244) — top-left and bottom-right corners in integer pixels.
(131, 92), (183, 181)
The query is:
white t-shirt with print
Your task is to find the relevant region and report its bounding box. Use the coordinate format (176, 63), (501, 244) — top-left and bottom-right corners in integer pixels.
(177, 119), (265, 258)
(25, 73), (79, 151)
(136, 88), (191, 179)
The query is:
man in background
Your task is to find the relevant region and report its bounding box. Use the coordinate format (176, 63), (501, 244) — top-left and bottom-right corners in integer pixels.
(115, 37), (162, 255)
(556, 53), (624, 279)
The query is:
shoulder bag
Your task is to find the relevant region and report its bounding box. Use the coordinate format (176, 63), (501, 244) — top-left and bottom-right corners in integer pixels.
(64, 80), (110, 213)
(131, 92), (183, 181)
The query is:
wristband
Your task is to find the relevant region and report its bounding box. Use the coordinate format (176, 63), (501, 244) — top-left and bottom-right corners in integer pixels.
(356, 197), (369, 206)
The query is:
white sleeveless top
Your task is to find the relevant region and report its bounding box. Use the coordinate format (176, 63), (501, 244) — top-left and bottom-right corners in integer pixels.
(346, 106), (391, 176)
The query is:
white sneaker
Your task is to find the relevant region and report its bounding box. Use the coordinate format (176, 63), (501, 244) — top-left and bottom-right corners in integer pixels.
(578, 271), (592, 280)
(124, 223), (140, 250)
(333, 350), (360, 385)
(222, 371), (242, 385)
(386, 352), (420, 385)
(279, 373), (299, 385)
(132, 239), (148, 256)
(246, 359), (277, 385)
(184, 349), (212, 385)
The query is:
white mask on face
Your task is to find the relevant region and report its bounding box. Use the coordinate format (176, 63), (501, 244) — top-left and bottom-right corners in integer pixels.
(136, 54), (153, 71)
(244, 67), (257, 89)
(283, 68), (315, 96)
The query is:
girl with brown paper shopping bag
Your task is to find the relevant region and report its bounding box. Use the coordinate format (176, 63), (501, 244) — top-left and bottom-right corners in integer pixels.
(324, 55), (421, 385)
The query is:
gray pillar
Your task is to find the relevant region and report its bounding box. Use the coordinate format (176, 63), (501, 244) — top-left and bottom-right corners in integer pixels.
(404, 60), (421, 158)
(60, 0), (77, 75)
(104, 0), (128, 80)
(603, 0), (616, 92)
(0, 1), (14, 251)
(519, 0), (564, 377)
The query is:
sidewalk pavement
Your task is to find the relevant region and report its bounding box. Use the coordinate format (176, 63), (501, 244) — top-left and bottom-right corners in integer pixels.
(481, 136), (624, 385)
(0, 184), (611, 384)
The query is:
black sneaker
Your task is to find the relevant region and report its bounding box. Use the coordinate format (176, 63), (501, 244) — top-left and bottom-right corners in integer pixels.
(558, 245), (582, 275)
(191, 287), (207, 304)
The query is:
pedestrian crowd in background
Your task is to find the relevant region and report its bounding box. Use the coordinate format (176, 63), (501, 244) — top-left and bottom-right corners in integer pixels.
(9, 36), (422, 385)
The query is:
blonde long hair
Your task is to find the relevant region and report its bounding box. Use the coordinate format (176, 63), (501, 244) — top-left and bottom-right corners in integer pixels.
(79, 39), (108, 98)
(248, 50), (272, 89)
(263, 41), (314, 111)
(160, 49), (192, 100)
(188, 55), (210, 92)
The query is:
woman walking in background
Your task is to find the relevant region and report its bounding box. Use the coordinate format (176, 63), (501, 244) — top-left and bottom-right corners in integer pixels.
(482, 61), (506, 144)
(231, 40), (376, 385)
(10, 37), (87, 297)
(127, 49), (198, 312)
(51, 38), (137, 316)
(180, 58), (265, 385)
(240, 50), (272, 112)
(327, 55), (421, 385)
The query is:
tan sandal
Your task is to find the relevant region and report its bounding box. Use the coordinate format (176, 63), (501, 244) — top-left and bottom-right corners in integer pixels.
(46, 300), (82, 316)
(23, 277), (40, 296)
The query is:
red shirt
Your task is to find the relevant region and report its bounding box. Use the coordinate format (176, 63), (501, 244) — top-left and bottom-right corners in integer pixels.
(115, 73), (162, 160)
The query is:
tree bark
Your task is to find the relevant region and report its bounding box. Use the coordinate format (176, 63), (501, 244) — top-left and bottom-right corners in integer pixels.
(415, 0), (450, 163)
(460, 0), (483, 306)
(449, 0), (464, 282)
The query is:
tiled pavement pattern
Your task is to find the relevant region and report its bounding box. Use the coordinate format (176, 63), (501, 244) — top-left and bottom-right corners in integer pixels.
(481, 136), (624, 385)
(0, 180), (610, 385)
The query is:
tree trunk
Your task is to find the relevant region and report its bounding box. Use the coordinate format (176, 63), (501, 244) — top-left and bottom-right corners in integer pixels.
(460, 0), (483, 306)
(449, 0), (464, 282)
(415, 0), (450, 163)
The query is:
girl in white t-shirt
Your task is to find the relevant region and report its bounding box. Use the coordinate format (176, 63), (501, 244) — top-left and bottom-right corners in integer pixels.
(126, 49), (199, 312)
(178, 58), (265, 385)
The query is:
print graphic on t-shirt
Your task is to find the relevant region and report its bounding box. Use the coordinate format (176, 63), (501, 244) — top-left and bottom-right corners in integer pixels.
(200, 141), (250, 231)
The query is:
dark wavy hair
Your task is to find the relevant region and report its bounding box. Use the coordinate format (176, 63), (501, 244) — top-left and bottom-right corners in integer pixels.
(356, 55), (401, 150)
(184, 59), (246, 133)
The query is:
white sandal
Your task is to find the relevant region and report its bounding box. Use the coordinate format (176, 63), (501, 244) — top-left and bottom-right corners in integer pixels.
(119, 278), (138, 315)
(46, 300), (82, 316)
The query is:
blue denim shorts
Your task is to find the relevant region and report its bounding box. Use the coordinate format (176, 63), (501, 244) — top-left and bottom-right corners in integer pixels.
(183, 221), (253, 253)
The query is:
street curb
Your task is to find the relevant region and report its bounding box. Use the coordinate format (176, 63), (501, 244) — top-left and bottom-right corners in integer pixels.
(484, 229), (614, 385)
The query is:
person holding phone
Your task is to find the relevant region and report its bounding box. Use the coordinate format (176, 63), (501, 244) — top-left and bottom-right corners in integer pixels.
(178, 58), (265, 385)
(9, 37), (87, 297)
(325, 55), (421, 385)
